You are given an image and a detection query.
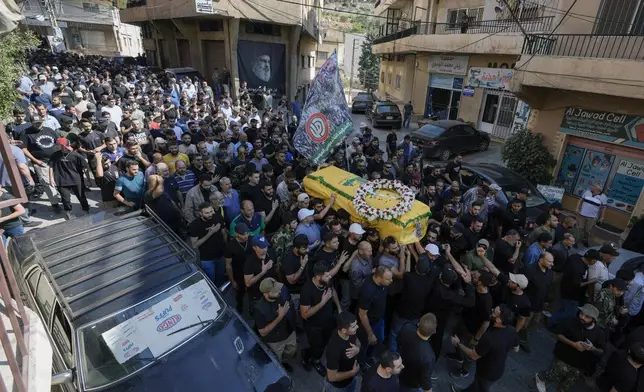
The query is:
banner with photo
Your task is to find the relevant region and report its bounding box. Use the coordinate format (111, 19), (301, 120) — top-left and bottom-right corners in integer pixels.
(237, 40), (285, 91)
(293, 52), (352, 165)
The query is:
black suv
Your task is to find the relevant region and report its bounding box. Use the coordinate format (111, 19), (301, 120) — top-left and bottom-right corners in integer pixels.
(351, 92), (375, 113)
(366, 101), (402, 128)
(8, 209), (290, 392)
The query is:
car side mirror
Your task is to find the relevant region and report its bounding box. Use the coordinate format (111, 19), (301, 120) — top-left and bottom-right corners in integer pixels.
(51, 369), (74, 385)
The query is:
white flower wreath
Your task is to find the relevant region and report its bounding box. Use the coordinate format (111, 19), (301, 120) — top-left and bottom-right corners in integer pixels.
(353, 179), (415, 221)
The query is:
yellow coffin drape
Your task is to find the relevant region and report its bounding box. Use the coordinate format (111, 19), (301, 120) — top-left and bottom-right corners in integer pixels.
(303, 166), (432, 245)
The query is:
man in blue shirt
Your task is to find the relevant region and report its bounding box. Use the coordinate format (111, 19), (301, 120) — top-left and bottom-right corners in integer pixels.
(295, 208), (321, 251)
(230, 200), (265, 239)
(523, 232), (553, 266)
(114, 160), (145, 208)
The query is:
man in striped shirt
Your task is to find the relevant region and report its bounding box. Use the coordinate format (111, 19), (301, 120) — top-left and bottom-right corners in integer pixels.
(172, 160), (197, 197)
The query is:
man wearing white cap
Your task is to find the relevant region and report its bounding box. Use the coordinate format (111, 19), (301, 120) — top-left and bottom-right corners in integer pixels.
(295, 208), (321, 251)
(334, 223), (366, 311)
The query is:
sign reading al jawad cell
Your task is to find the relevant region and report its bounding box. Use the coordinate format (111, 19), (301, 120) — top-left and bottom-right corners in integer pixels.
(293, 52), (352, 165)
(560, 107), (644, 149)
(606, 159), (644, 213)
(195, 0), (213, 13)
(467, 67), (513, 90)
(428, 55), (469, 75)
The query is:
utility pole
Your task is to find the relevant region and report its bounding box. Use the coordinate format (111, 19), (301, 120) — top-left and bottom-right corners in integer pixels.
(348, 38), (357, 104)
(42, 0), (61, 52)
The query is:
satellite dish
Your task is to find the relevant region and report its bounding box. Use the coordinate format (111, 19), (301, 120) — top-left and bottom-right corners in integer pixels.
(494, 6), (504, 13)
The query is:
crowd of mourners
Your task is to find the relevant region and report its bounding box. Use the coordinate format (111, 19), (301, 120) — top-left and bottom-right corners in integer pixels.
(1, 50), (644, 392)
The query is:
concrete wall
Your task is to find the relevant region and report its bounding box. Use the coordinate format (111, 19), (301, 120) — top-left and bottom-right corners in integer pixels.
(373, 32), (525, 55)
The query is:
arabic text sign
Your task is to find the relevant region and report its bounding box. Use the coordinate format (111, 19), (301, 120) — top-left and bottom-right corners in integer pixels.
(467, 67), (513, 90)
(606, 159), (644, 212)
(195, 0), (214, 13)
(428, 55), (469, 75)
(537, 185), (564, 204)
(560, 107), (644, 149)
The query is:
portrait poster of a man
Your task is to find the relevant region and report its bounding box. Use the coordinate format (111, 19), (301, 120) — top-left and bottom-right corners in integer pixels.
(237, 40), (286, 91)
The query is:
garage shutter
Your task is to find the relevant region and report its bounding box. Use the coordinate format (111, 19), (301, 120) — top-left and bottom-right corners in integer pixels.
(201, 40), (226, 79)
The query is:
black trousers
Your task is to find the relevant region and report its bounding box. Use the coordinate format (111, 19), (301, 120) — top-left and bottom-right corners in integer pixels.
(57, 185), (89, 212)
(303, 323), (334, 362)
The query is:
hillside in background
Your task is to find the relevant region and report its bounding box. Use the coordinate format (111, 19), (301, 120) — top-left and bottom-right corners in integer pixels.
(322, 0), (380, 35)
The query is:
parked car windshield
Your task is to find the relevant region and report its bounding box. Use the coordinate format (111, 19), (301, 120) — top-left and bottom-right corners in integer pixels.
(376, 104), (400, 114)
(78, 273), (224, 390)
(417, 124), (446, 137)
(502, 183), (548, 208)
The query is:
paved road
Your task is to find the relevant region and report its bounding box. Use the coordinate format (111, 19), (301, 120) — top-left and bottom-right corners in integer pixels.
(21, 113), (595, 392)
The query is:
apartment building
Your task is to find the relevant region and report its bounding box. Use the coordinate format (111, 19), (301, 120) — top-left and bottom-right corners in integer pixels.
(343, 32), (366, 77)
(120, 0), (323, 100)
(510, 0), (644, 232)
(21, 0), (143, 56)
(316, 29), (344, 70)
(372, 0), (553, 140)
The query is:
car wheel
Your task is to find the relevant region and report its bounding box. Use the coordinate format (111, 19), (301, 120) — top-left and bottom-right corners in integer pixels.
(440, 149), (451, 161)
(479, 140), (489, 152)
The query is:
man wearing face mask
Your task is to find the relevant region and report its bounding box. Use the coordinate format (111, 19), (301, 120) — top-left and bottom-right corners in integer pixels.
(300, 261), (341, 376)
(535, 304), (606, 392)
(255, 277), (297, 372)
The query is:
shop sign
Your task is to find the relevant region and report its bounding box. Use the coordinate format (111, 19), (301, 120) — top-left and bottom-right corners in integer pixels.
(428, 55), (469, 75)
(512, 101), (531, 133)
(463, 86), (475, 97)
(466, 67), (513, 90)
(195, 0), (214, 13)
(606, 159), (644, 213)
(430, 74), (463, 91)
(560, 107), (644, 149)
(555, 145), (585, 193)
(537, 185), (564, 204)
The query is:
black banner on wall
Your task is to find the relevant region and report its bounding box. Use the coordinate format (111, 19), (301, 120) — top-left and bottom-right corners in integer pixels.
(237, 40), (286, 91)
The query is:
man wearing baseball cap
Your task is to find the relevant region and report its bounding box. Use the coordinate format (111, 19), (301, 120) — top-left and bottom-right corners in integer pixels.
(244, 236), (278, 315)
(49, 137), (90, 219)
(594, 278), (627, 330)
(588, 242), (621, 297)
(254, 277), (296, 371)
(295, 208), (320, 251)
(535, 303), (606, 392)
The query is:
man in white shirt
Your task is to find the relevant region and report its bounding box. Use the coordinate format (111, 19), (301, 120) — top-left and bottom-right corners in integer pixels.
(102, 96), (123, 128)
(220, 100), (232, 119)
(576, 184), (607, 246)
(587, 242), (619, 298)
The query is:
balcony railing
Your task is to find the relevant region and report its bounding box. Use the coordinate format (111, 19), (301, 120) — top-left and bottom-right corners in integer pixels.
(373, 16), (554, 45)
(522, 33), (644, 61)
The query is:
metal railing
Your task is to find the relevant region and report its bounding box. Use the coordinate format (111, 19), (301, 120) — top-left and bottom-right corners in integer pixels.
(0, 124), (31, 392)
(522, 33), (644, 61)
(374, 16), (554, 45)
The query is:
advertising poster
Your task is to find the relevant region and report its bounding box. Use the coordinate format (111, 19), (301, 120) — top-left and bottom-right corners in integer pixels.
(606, 159), (644, 212)
(537, 185), (564, 204)
(466, 67), (513, 90)
(237, 40), (286, 91)
(560, 107), (644, 149)
(572, 149), (615, 197)
(554, 144), (585, 193)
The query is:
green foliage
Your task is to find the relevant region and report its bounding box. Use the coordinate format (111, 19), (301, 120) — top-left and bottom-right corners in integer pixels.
(357, 34), (380, 92)
(501, 128), (557, 185)
(0, 30), (39, 120)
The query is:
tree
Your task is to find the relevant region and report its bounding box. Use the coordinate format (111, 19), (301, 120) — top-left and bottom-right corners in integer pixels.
(357, 34), (380, 92)
(501, 128), (557, 185)
(0, 30), (39, 120)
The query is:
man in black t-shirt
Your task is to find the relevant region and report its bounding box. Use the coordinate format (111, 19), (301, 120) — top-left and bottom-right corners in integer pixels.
(358, 267), (393, 360)
(500, 199), (526, 237)
(94, 152), (120, 208)
(325, 312), (361, 391)
(189, 202), (227, 286)
(224, 223), (251, 313)
(49, 138), (89, 219)
(443, 154), (463, 183)
(281, 234), (309, 321)
(521, 252), (554, 352)
(493, 230), (521, 274)
(397, 313), (437, 392)
(361, 350), (403, 392)
(450, 305), (519, 392)
(535, 304), (606, 392)
(254, 277), (296, 371)
(300, 261), (340, 376)
(20, 115), (61, 211)
(244, 235), (278, 315)
(594, 344), (644, 392)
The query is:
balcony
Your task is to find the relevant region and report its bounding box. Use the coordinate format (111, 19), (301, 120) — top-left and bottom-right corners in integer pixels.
(512, 33), (644, 100)
(374, 17), (554, 45)
(372, 16), (553, 54)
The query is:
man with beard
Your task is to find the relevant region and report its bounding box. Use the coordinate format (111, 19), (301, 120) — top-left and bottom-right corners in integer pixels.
(493, 230), (521, 274)
(588, 242), (620, 299)
(49, 138), (90, 220)
(225, 223), (251, 313)
(358, 266), (394, 361)
(183, 173), (218, 223)
(535, 304), (605, 392)
(362, 350), (404, 392)
(313, 232), (351, 279)
(378, 237), (410, 336)
(255, 180), (281, 234)
(179, 133), (198, 157)
(444, 154), (463, 184)
(114, 160), (145, 209)
(325, 312), (361, 392)
(171, 160), (196, 199)
(418, 182), (439, 209)
(246, 235), (279, 314)
(301, 261), (341, 376)
(500, 199), (526, 237)
(20, 114), (62, 212)
(252, 54), (272, 83)
(521, 252), (554, 352)
(230, 200), (265, 239)
(189, 202), (226, 285)
(255, 277), (296, 372)
(239, 168), (261, 204)
(118, 140), (151, 173)
(163, 142), (190, 174)
(282, 234), (309, 312)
